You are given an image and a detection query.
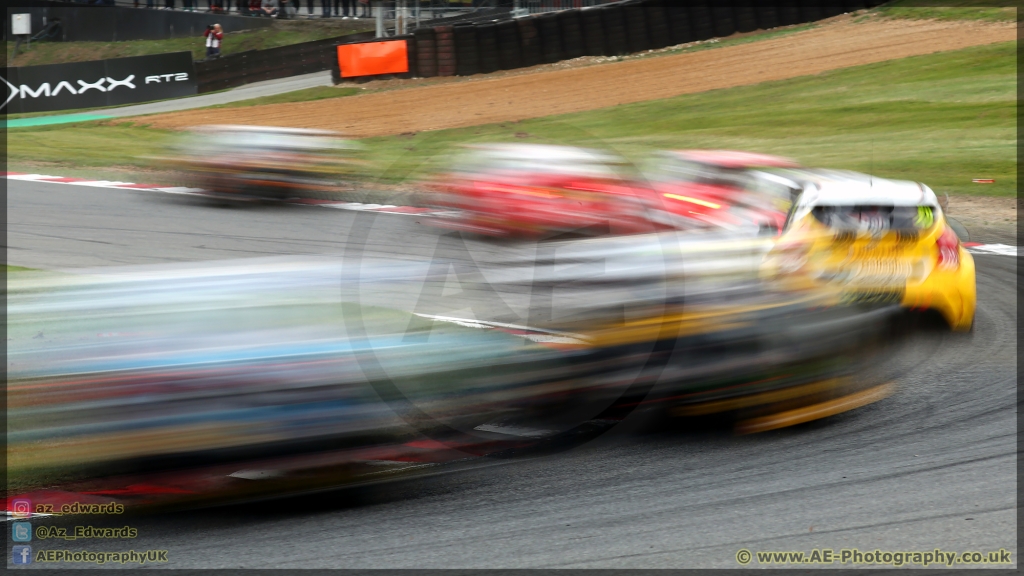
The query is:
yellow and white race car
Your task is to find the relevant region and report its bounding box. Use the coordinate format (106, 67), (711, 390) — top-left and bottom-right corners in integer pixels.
(765, 171), (976, 331)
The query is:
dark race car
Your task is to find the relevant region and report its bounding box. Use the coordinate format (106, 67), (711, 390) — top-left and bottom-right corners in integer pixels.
(161, 125), (365, 204)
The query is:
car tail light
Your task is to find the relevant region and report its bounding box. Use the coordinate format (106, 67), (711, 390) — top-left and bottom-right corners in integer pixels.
(936, 227), (960, 270)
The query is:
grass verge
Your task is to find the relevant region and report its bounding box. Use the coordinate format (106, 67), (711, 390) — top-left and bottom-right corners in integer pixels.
(8, 122), (176, 172)
(6, 42), (1016, 198)
(874, 0), (1018, 23)
(208, 85), (361, 108)
(361, 42), (1016, 199)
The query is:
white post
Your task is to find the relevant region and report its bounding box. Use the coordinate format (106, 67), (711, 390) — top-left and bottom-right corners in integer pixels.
(375, 0), (384, 37)
(12, 13), (31, 54)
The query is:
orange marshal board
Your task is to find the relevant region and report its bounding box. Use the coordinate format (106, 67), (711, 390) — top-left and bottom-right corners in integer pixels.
(337, 40), (409, 78)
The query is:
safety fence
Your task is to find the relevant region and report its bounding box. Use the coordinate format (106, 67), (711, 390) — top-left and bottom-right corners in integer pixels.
(4, 0), (271, 42)
(513, 0), (612, 16)
(334, 0), (889, 81)
(195, 30), (375, 92)
(375, 2), (615, 38)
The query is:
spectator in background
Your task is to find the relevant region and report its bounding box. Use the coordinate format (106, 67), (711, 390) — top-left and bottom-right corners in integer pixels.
(260, 0), (280, 17)
(306, 0), (316, 18)
(249, 0), (261, 15)
(358, 0), (370, 18)
(342, 0), (355, 18)
(204, 23), (223, 58)
(280, 0), (296, 18)
(320, 0), (330, 18)
(184, 0), (194, 11)
(165, 0), (175, 9)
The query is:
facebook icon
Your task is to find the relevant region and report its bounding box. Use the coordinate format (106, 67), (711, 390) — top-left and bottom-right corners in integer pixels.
(12, 545), (32, 565)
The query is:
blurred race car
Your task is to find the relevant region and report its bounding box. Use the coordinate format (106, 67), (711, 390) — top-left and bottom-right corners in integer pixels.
(422, 144), (654, 238)
(5, 260), (619, 510)
(6, 231), (906, 511)
(764, 171), (976, 331)
(414, 230), (903, 435)
(640, 150), (803, 234)
(161, 125), (365, 203)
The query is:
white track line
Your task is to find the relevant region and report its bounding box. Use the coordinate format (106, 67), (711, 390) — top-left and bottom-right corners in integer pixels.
(6, 174), (1020, 253)
(966, 244), (1017, 257)
(5, 173), (428, 216)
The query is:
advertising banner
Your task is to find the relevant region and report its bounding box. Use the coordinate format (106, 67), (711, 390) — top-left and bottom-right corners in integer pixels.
(2, 52), (197, 114)
(337, 40), (409, 78)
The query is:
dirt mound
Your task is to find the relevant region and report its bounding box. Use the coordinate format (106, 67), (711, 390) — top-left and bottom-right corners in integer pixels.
(141, 16), (1015, 137)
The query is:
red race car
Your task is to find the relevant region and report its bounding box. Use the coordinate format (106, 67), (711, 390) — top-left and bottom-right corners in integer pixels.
(639, 150), (804, 235)
(423, 144), (655, 239)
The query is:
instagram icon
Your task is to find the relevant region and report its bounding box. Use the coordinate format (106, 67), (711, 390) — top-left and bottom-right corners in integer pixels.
(11, 500), (32, 519)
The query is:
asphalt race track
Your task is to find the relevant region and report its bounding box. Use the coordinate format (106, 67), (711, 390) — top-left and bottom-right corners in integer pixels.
(7, 181), (1017, 568)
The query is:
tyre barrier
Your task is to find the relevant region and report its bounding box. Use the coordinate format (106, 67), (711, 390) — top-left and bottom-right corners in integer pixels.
(454, 23), (480, 76)
(538, 12), (564, 64)
(335, 0), (891, 81)
(622, 0), (651, 54)
(733, 2), (759, 33)
(822, 0), (846, 18)
(712, 1), (737, 38)
(559, 9), (587, 60)
(601, 4), (629, 56)
(401, 34), (418, 79)
(496, 19), (522, 70)
(756, 3), (780, 30)
(580, 6), (606, 56)
(477, 22), (501, 74)
(518, 15), (542, 67)
(435, 25), (457, 77)
(666, 5), (693, 45)
(778, 1), (804, 25)
(688, 1), (715, 42)
(331, 41), (344, 85)
(642, 0), (672, 50)
(414, 27), (438, 78)
(799, 0), (823, 23)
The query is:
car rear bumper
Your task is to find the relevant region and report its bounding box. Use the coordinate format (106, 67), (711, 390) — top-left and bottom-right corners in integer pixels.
(901, 249), (976, 331)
